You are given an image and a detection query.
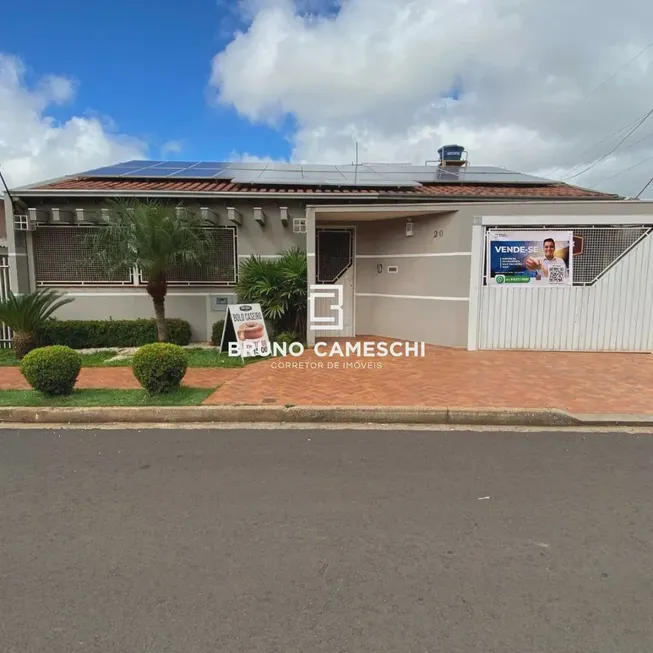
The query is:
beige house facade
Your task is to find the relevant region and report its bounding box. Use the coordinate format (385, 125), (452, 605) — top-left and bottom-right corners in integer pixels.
(4, 159), (652, 351)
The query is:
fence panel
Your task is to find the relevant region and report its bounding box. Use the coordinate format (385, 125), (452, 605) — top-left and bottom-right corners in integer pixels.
(0, 254), (12, 348)
(479, 227), (653, 351)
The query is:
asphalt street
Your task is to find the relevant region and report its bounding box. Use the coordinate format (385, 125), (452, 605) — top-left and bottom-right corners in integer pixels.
(1, 427), (653, 652)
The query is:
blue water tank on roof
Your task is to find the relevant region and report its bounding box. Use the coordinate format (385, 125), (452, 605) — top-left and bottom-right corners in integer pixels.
(438, 144), (465, 162)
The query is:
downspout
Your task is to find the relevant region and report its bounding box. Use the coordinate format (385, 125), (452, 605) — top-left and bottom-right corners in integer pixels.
(2, 187), (20, 293)
(305, 206), (316, 347)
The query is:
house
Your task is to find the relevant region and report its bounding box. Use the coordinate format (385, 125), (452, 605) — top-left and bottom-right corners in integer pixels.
(4, 147), (653, 352)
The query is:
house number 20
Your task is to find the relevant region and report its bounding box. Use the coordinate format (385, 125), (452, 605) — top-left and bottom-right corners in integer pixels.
(433, 229), (444, 238)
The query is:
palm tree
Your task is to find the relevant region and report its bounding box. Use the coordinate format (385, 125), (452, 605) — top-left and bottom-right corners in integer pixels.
(236, 247), (307, 341)
(87, 199), (214, 342)
(0, 289), (74, 360)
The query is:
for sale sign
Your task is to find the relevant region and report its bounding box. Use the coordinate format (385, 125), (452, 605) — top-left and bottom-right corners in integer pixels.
(487, 230), (573, 286)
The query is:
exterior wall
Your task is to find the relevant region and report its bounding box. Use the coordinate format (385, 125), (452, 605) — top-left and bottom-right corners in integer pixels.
(52, 288), (231, 343)
(10, 193), (653, 346)
(316, 200), (653, 348)
(10, 197), (308, 342)
(351, 212), (472, 347)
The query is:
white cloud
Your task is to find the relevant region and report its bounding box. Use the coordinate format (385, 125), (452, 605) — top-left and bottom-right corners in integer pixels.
(227, 150), (290, 163)
(211, 0), (653, 197)
(161, 139), (184, 156)
(0, 54), (146, 189)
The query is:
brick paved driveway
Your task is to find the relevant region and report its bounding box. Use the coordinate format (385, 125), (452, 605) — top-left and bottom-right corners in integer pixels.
(2, 341), (652, 414)
(204, 340), (653, 415)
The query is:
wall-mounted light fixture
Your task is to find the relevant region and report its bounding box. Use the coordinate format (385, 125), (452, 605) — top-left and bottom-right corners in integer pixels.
(406, 219), (414, 237)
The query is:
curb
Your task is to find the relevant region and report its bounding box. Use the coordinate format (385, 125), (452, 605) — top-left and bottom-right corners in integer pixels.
(0, 405), (596, 427)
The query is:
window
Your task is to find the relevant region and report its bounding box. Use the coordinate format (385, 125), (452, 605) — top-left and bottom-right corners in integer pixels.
(33, 225), (237, 286)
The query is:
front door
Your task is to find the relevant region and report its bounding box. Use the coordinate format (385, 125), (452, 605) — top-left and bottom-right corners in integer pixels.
(313, 227), (355, 338)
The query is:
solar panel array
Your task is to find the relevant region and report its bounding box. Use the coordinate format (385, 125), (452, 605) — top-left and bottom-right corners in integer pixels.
(79, 160), (553, 187)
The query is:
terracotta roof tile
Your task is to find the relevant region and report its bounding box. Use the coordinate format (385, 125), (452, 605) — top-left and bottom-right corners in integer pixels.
(29, 176), (619, 200)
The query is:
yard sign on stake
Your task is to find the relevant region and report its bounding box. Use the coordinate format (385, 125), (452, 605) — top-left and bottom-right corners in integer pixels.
(219, 302), (271, 358)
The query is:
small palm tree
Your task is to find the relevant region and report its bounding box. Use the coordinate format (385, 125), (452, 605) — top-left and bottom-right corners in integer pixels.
(88, 199), (213, 342)
(236, 247), (307, 341)
(0, 289), (74, 360)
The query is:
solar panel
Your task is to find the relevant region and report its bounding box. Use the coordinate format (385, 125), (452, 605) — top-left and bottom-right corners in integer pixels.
(340, 172), (395, 182)
(120, 160), (164, 166)
(224, 162), (270, 171)
(302, 165), (343, 172)
(454, 170), (550, 184)
(229, 170), (266, 182)
(339, 175), (418, 187)
(265, 164), (302, 171)
(169, 168), (232, 179)
(190, 161), (231, 169)
(82, 166), (142, 176)
(75, 160), (554, 186)
(258, 170), (304, 181)
(113, 160), (157, 168)
(302, 171), (346, 181)
(335, 165), (376, 173)
(121, 168), (187, 177)
(150, 161), (198, 169)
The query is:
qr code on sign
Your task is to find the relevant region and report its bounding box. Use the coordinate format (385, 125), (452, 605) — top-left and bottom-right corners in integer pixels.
(548, 266), (565, 284)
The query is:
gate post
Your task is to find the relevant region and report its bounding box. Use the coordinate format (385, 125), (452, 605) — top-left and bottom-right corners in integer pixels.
(467, 217), (485, 351)
(306, 207), (316, 348)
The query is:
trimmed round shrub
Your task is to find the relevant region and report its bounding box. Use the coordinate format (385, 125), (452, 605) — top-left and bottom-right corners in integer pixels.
(132, 343), (188, 394)
(211, 319), (225, 346)
(21, 346), (82, 396)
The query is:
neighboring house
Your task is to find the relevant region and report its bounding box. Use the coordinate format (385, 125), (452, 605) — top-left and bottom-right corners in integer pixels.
(4, 147), (653, 351)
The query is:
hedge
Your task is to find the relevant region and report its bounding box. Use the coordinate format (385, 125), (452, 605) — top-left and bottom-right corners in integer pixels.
(38, 318), (192, 349)
(211, 319), (225, 346)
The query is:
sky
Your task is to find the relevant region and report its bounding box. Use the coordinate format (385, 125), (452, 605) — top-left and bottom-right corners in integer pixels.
(1, 0), (653, 198)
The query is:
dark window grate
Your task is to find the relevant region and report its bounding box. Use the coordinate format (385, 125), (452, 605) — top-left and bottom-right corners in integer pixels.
(317, 229), (353, 283)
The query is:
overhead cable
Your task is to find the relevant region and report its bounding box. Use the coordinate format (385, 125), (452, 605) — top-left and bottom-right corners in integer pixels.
(563, 107), (653, 181)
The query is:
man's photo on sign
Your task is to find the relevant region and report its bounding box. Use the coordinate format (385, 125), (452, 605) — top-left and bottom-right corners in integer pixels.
(524, 237), (569, 281)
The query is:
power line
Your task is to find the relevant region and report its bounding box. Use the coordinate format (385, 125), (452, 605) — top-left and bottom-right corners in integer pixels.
(590, 151), (653, 187)
(0, 166), (15, 206)
(563, 107), (653, 181)
(635, 174), (653, 198)
(520, 38), (653, 153)
(544, 114), (647, 179)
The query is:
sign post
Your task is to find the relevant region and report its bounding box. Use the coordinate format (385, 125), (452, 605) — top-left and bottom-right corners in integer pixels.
(219, 303), (271, 358)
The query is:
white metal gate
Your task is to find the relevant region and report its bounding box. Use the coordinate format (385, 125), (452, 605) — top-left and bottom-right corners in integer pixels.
(312, 228), (356, 338)
(476, 224), (653, 351)
(0, 254), (12, 348)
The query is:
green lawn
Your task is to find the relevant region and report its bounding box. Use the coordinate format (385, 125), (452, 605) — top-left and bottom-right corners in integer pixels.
(0, 386), (215, 407)
(0, 347), (256, 368)
(106, 348), (251, 368)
